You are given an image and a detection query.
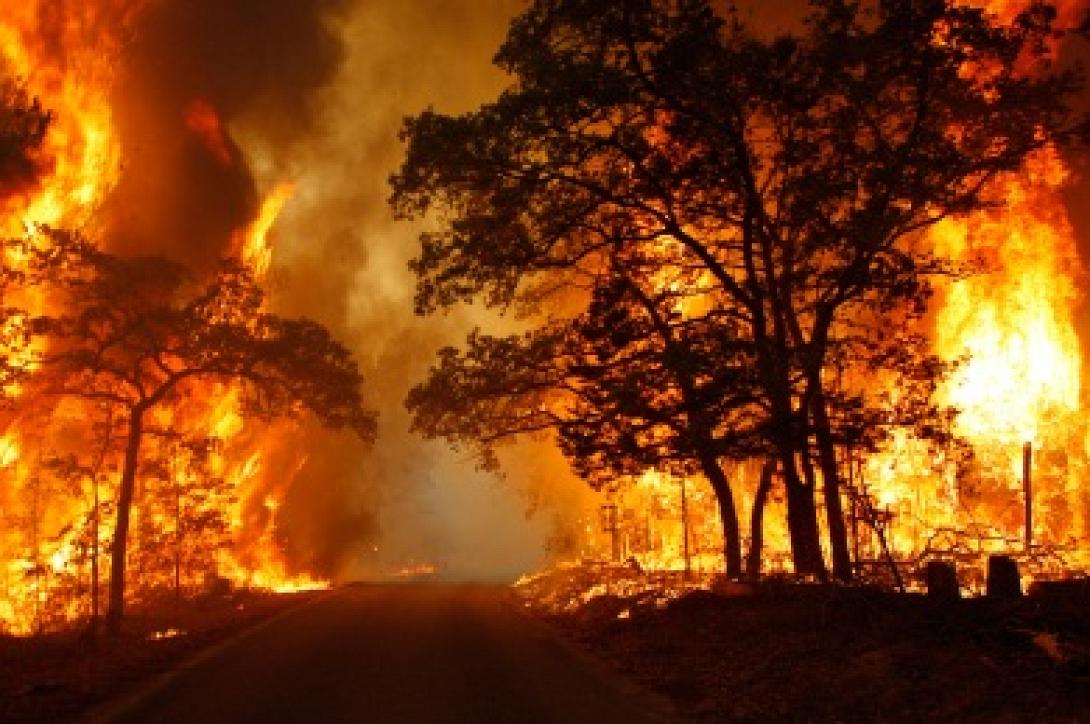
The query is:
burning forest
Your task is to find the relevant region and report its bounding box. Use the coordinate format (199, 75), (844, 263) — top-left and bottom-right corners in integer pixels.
(398, 0), (1090, 605)
(0, 1), (380, 637)
(2, 0), (1090, 721)
(4, 0), (1090, 717)
(0, 0), (558, 644)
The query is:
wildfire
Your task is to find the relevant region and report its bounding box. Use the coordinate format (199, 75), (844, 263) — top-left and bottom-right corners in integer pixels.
(0, 1), (135, 234)
(0, 3), (327, 635)
(558, 0), (1090, 589)
(855, 2), (1089, 570)
(238, 182), (296, 278)
(932, 147), (1081, 449)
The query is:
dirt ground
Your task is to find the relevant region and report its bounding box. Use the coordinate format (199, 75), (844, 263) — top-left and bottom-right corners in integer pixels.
(530, 576), (1090, 722)
(0, 589), (322, 723)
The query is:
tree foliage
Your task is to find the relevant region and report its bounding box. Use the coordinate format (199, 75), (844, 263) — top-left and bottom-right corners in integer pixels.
(394, 0), (1087, 580)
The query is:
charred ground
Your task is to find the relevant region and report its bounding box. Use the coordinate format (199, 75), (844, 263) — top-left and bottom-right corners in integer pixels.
(525, 574), (1090, 722)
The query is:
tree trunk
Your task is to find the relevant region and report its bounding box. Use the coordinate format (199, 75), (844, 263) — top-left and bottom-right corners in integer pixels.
(780, 447), (827, 580)
(174, 475), (181, 603)
(757, 314), (826, 580)
(89, 473), (100, 637)
(811, 390), (852, 582)
(106, 405), (144, 636)
(746, 458), (775, 580)
(700, 455), (743, 579)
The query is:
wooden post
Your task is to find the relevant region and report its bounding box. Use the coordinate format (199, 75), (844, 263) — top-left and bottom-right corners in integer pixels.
(601, 502), (620, 562)
(1023, 442), (1033, 554)
(926, 560), (960, 601)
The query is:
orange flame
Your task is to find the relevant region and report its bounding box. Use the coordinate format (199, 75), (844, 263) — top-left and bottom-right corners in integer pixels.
(564, 0), (1090, 588)
(0, 4), (324, 635)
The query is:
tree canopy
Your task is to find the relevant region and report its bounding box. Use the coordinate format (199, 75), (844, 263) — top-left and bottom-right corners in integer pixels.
(394, 0), (1087, 580)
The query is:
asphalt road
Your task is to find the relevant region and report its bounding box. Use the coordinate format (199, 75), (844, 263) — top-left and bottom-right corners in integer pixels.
(101, 584), (675, 724)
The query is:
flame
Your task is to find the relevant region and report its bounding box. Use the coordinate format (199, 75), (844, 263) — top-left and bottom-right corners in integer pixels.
(0, 5), (325, 635)
(553, 0), (1090, 589)
(932, 147), (1080, 449)
(237, 182), (295, 277)
(856, 2), (1089, 570)
(0, 1), (135, 234)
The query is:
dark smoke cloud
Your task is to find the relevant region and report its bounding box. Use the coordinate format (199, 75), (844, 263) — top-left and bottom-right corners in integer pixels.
(103, 0), (350, 271)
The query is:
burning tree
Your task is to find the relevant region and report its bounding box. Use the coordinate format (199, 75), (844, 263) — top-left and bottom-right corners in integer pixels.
(393, 0), (1088, 581)
(12, 231), (376, 634)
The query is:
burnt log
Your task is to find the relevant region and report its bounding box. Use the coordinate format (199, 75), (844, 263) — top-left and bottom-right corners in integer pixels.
(986, 555), (1021, 598)
(925, 561), (960, 601)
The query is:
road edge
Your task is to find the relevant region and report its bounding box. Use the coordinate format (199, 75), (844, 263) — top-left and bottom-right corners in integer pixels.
(504, 590), (690, 723)
(84, 589), (335, 723)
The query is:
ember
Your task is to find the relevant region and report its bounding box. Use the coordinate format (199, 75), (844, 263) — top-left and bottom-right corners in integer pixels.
(147, 627), (186, 641)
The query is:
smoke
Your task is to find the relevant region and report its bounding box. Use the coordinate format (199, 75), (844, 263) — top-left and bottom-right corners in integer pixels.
(97, 0), (588, 583)
(101, 0), (350, 270)
(257, 0), (589, 582)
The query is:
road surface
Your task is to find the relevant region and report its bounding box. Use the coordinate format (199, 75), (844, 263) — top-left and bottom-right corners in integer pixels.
(102, 584), (675, 724)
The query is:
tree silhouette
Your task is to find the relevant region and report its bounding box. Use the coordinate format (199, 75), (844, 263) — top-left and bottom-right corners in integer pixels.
(393, 0), (1086, 580)
(0, 77), (50, 198)
(19, 231), (376, 634)
(410, 256), (769, 578)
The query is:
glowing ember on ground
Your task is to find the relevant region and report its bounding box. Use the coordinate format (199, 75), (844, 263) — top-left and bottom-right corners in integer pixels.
(148, 627), (186, 641)
(390, 563), (439, 579)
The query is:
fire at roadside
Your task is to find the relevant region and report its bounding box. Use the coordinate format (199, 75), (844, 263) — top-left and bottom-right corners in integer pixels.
(0, 1), (365, 636)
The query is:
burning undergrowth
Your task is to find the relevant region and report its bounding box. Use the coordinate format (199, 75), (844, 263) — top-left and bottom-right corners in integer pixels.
(515, 560), (715, 617)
